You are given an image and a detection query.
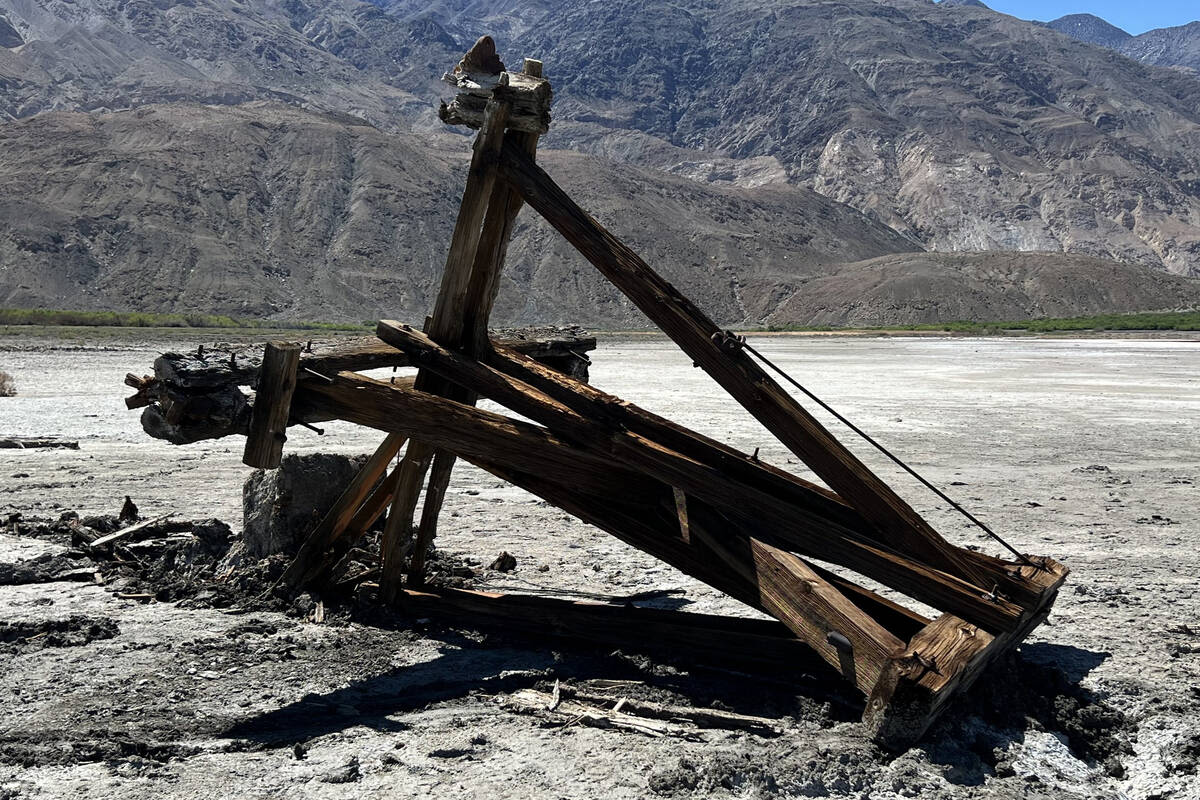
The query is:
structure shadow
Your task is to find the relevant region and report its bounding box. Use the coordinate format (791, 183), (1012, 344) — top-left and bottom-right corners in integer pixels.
(222, 621), (863, 748)
(918, 646), (1129, 786)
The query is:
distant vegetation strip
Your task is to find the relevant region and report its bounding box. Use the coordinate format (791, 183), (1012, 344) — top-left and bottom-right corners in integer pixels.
(2, 308), (1197, 334)
(0, 308), (370, 331)
(765, 310), (1200, 333)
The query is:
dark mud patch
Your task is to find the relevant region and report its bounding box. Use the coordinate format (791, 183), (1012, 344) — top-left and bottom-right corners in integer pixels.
(0, 734), (205, 768)
(0, 614), (118, 654)
(920, 650), (1135, 780)
(0, 552), (94, 585)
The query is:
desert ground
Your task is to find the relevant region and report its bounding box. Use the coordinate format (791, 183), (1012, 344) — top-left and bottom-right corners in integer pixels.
(1, 327), (1198, 799)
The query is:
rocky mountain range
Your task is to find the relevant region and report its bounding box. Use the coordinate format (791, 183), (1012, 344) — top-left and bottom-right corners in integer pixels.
(1, 0), (1200, 326)
(1040, 14), (1200, 73)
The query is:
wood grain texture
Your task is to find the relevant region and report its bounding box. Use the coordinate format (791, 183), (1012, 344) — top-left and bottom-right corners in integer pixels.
(863, 557), (1069, 748)
(379, 98), (511, 600)
(242, 341), (301, 468)
(372, 323), (1025, 632)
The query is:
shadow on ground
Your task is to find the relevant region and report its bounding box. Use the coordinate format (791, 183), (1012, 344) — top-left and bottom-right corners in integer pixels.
(223, 621), (862, 747)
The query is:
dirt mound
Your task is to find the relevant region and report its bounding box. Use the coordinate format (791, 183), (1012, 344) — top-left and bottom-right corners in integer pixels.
(0, 615), (119, 654)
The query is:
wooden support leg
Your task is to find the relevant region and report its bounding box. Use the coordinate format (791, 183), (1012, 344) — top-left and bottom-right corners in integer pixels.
(279, 432), (407, 589)
(377, 95), (515, 597)
(406, 450), (457, 588)
(379, 441), (435, 603)
(405, 67), (546, 588)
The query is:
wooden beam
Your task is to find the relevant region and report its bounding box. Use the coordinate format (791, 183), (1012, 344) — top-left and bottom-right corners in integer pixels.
(494, 140), (990, 589)
(278, 432), (407, 589)
(399, 586), (831, 675)
(405, 112), (544, 589)
(406, 449), (456, 588)
(378, 97), (513, 602)
(242, 341), (301, 468)
(295, 373), (1026, 632)
(371, 323), (1028, 632)
(379, 441), (435, 603)
(863, 557), (1068, 748)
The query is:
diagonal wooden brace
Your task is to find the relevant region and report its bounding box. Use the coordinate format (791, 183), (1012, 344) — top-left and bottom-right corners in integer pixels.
(493, 139), (992, 589)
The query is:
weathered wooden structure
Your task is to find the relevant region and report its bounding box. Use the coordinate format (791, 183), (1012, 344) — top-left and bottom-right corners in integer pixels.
(127, 39), (1067, 749)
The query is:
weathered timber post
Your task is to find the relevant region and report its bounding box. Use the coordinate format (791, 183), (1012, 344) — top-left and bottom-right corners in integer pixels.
(243, 341), (301, 469)
(377, 42), (553, 601)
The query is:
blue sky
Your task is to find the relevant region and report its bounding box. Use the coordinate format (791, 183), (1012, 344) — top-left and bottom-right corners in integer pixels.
(980, 1), (1198, 35)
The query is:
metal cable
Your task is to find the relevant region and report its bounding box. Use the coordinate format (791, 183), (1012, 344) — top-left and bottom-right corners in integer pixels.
(733, 335), (1038, 568)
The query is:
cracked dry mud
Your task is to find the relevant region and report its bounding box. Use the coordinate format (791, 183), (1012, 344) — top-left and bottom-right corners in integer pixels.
(1, 329), (1198, 799)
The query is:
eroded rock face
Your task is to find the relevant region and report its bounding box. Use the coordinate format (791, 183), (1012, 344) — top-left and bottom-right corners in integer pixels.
(241, 453), (368, 559)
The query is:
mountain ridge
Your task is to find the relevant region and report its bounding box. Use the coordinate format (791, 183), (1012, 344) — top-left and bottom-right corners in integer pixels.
(2, 0), (1200, 326)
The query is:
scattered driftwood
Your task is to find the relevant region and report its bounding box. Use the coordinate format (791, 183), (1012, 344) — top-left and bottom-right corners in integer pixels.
(504, 689), (704, 739)
(87, 513), (175, 552)
(556, 685), (784, 737)
(0, 437), (79, 450)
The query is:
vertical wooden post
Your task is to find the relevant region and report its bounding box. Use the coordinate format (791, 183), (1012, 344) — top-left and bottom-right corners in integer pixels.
(242, 342), (301, 469)
(401, 60), (548, 590)
(377, 95), (514, 603)
(406, 450), (456, 587)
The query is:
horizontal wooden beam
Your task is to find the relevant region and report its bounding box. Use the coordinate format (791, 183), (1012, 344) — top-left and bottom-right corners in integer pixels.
(399, 587), (831, 675)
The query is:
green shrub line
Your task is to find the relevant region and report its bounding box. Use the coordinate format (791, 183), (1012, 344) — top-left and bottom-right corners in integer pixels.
(761, 310), (1200, 334)
(3, 307), (1197, 335)
(0, 308), (371, 331)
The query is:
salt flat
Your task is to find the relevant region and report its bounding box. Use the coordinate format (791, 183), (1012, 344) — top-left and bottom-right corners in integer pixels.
(1, 330), (1198, 799)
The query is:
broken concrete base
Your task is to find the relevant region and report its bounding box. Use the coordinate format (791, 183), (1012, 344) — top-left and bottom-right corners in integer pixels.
(240, 453), (370, 559)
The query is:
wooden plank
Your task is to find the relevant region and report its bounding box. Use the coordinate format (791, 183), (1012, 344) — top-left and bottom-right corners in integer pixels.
(371, 323), (1026, 632)
(87, 513), (174, 551)
(426, 98), (512, 345)
(555, 686), (784, 737)
(399, 586), (828, 675)
(242, 341), (301, 468)
(295, 373), (1026, 632)
(494, 140), (990, 589)
(685, 517), (905, 693)
(378, 97), (512, 601)
(150, 334), (595, 391)
(473, 457), (930, 645)
(278, 432), (407, 589)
